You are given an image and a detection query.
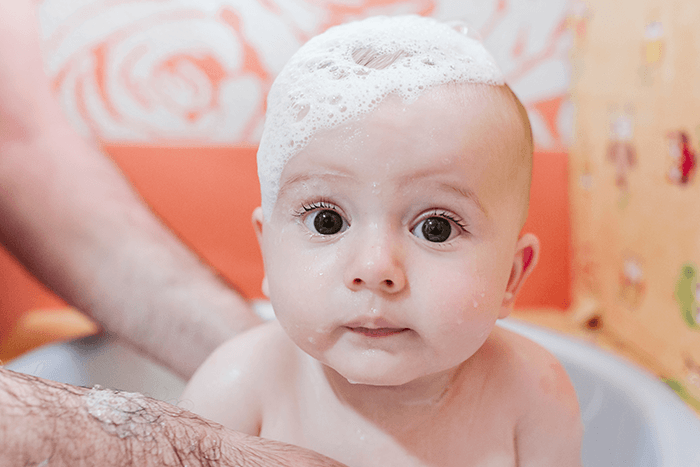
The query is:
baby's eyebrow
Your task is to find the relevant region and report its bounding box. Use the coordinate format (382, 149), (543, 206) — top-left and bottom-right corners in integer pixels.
(277, 172), (347, 198)
(401, 168), (488, 217)
(278, 174), (310, 194)
(439, 182), (488, 217)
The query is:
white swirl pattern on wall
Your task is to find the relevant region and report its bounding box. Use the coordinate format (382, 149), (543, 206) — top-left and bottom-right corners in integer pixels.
(38, 0), (572, 149)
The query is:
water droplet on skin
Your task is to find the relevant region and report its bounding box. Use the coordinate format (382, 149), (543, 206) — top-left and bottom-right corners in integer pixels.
(308, 336), (315, 344)
(473, 300), (478, 308)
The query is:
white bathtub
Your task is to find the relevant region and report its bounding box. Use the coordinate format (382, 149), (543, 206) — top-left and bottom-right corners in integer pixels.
(6, 315), (700, 466)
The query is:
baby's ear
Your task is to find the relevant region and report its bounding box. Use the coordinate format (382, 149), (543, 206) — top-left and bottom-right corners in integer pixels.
(252, 206), (264, 246)
(499, 233), (540, 319)
(251, 207), (269, 298)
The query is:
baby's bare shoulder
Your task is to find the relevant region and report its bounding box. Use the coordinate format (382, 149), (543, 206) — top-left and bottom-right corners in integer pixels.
(492, 327), (569, 388)
(485, 326), (583, 466)
(476, 327), (565, 388)
(191, 320), (294, 382)
(181, 320), (297, 434)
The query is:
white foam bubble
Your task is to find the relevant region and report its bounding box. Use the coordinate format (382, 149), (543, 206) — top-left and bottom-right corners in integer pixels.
(257, 15), (505, 218)
(84, 386), (158, 440)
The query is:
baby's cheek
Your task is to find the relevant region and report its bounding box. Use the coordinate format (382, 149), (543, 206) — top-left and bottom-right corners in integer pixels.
(428, 268), (500, 331)
(270, 252), (337, 326)
(430, 264), (484, 307)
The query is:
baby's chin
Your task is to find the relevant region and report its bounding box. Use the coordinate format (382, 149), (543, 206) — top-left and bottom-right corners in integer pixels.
(322, 358), (433, 388)
(338, 371), (413, 387)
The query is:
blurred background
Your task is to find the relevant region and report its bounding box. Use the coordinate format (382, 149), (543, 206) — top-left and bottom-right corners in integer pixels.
(1, 0), (698, 415)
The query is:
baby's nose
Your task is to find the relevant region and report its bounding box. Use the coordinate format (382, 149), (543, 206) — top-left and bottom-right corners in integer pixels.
(344, 235), (406, 294)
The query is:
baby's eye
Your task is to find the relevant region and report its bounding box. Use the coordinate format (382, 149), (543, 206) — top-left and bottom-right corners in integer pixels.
(304, 208), (348, 235)
(411, 215), (463, 243)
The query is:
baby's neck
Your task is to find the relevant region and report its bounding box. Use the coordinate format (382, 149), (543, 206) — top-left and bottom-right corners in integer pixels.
(319, 360), (474, 429)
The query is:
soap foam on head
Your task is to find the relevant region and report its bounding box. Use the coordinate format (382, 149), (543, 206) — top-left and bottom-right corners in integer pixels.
(257, 14), (505, 219)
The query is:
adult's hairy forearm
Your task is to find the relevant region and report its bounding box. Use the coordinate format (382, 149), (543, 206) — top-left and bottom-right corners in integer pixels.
(0, 368), (346, 467)
(0, 127), (261, 378)
(0, 1), (262, 378)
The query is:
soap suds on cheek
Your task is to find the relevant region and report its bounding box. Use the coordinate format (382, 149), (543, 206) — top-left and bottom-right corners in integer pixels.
(84, 385), (160, 440)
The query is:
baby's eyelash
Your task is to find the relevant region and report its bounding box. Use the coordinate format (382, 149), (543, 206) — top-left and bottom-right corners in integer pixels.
(430, 210), (468, 231)
(294, 200), (336, 217)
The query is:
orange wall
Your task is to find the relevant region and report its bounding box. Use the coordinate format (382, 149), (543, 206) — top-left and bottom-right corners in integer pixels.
(0, 147), (571, 344)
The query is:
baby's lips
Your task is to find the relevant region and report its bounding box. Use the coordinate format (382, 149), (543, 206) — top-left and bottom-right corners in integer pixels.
(344, 316), (406, 330)
(348, 327), (409, 338)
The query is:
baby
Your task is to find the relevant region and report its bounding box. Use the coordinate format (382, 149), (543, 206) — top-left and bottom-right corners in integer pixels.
(183, 15), (583, 467)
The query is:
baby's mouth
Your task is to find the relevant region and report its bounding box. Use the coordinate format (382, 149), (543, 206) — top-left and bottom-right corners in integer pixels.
(346, 326), (410, 338)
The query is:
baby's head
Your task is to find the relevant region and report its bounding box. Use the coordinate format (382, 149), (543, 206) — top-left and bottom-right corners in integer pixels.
(258, 14), (532, 221)
(254, 15), (538, 387)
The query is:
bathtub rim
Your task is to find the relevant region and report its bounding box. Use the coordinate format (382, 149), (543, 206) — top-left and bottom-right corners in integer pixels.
(498, 317), (700, 467)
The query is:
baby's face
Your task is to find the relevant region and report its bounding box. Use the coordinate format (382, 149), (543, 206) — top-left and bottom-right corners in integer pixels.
(254, 85), (536, 386)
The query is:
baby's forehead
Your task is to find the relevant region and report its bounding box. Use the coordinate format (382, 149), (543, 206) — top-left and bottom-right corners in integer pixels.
(343, 84), (530, 156)
(284, 84), (525, 173)
(257, 15), (509, 219)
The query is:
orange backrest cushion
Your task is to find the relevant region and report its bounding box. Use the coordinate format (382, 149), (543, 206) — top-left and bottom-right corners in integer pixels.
(518, 151), (571, 309)
(0, 147), (570, 345)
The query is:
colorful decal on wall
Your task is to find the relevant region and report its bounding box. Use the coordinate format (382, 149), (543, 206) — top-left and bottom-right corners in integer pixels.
(606, 112), (636, 201)
(38, 0), (573, 149)
(619, 255), (645, 310)
(643, 21), (664, 65)
(638, 20), (664, 86)
(676, 263), (700, 329)
(666, 131), (698, 186)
